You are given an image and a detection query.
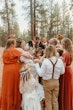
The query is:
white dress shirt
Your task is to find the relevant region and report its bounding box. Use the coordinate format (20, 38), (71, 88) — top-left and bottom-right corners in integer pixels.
(35, 56), (65, 80)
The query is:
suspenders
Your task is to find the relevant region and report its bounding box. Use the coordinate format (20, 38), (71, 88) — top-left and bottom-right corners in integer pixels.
(49, 59), (58, 79)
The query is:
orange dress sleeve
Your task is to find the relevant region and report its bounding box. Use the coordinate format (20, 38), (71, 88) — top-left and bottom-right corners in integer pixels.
(3, 47), (22, 64)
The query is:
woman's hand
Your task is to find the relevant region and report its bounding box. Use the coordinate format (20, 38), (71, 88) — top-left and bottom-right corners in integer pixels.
(22, 51), (33, 59)
(34, 59), (40, 63)
(34, 58), (43, 64)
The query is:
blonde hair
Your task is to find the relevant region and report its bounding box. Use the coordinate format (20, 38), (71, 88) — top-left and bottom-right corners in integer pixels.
(45, 45), (57, 58)
(20, 69), (31, 84)
(61, 38), (73, 60)
(19, 69), (31, 91)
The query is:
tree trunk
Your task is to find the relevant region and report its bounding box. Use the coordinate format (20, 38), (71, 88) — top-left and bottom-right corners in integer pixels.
(30, 0), (36, 39)
(5, 0), (11, 36)
(34, 0), (36, 37)
(30, 0), (34, 39)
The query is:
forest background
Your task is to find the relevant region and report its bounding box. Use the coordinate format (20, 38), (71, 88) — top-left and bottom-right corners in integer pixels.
(0, 0), (73, 46)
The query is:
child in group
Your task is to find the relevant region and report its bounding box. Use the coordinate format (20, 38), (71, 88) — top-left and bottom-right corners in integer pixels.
(33, 47), (44, 59)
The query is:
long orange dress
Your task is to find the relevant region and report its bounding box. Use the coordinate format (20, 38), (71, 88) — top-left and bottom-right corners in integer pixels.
(1, 47), (22, 110)
(59, 51), (72, 110)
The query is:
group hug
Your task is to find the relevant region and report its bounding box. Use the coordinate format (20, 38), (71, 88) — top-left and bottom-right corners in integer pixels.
(0, 34), (73, 110)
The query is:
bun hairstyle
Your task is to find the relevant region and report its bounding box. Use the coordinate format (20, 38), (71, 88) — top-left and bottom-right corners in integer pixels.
(5, 38), (15, 49)
(8, 34), (16, 39)
(56, 34), (64, 40)
(45, 45), (57, 58)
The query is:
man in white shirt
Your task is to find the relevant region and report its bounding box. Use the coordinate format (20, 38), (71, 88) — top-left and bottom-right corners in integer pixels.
(34, 45), (65, 110)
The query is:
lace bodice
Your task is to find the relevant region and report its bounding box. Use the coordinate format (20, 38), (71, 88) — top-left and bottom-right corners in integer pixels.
(19, 56), (44, 101)
(20, 56), (37, 77)
(19, 74), (38, 94)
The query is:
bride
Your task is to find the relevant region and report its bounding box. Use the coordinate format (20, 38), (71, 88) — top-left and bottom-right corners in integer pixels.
(20, 58), (44, 110)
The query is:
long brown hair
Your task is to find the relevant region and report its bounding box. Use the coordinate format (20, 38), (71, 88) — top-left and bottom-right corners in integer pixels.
(45, 45), (57, 58)
(16, 38), (23, 48)
(61, 38), (73, 60)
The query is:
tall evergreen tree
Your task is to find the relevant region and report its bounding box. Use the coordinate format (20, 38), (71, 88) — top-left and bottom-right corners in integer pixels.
(0, 0), (19, 37)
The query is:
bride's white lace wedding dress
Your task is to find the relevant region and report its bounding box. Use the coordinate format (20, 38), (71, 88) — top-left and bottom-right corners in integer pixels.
(20, 74), (41, 110)
(19, 56), (44, 110)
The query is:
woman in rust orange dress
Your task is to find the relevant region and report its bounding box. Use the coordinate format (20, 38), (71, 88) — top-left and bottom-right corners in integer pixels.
(59, 38), (73, 110)
(1, 38), (32, 110)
